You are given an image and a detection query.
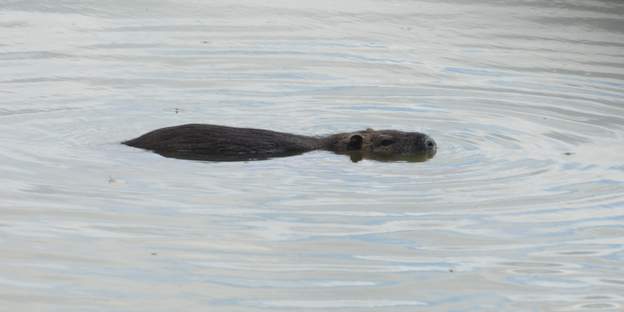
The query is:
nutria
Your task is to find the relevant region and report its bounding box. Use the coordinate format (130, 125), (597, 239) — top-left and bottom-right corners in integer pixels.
(123, 124), (437, 162)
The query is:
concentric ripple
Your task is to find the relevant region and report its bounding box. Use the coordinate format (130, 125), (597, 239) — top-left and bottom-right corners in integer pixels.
(1, 0), (623, 311)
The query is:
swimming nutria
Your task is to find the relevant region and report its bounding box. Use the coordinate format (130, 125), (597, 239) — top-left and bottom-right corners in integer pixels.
(123, 124), (437, 162)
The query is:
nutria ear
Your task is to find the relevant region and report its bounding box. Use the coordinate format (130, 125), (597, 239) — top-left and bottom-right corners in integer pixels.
(347, 134), (363, 150)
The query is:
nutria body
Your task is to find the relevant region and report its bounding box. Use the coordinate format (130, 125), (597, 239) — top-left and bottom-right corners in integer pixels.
(123, 124), (436, 162)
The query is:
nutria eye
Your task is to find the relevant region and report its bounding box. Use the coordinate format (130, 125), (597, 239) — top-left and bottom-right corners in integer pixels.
(380, 139), (394, 146)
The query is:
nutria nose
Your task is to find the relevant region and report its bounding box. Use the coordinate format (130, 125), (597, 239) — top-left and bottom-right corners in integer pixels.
(425, 137), (437, 153)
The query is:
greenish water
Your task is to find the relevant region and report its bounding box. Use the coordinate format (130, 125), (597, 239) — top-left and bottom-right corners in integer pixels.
(1, 0), (623, 311)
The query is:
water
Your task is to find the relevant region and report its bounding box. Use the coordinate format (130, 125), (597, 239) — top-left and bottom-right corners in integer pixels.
(1, 0), (623, 311)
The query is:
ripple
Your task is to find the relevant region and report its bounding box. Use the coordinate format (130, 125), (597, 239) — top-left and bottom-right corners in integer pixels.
(247, 300), (427, 308)
(1, 0), (624, 311)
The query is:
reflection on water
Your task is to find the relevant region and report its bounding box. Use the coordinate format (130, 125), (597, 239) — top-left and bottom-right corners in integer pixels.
(1, 0), (623, 311)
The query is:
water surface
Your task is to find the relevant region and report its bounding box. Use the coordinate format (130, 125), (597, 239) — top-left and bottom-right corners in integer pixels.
(1, 0), (624, 311)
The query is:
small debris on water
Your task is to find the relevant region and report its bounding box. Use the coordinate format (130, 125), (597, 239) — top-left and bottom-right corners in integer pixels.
(151, 252), (157, 256)
(563, 152), (574, 156)
(107, 176), (125, 186)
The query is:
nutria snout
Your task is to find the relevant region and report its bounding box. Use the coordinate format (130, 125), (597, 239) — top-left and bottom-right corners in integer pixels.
(425, 137), (437, 155)
(123, 124), (437, 162)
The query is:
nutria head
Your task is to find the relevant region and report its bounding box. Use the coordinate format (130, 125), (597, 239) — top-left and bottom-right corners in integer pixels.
(324, 128), (437, 162)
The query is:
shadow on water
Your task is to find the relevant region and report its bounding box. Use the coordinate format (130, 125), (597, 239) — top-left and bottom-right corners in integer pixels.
(146, 148), (436, 163)
(342, 150), (435, 163)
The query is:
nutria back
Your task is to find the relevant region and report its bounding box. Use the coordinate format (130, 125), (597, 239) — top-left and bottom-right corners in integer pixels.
(124, 124), (321, 161)
(124, 124), (436, 162)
